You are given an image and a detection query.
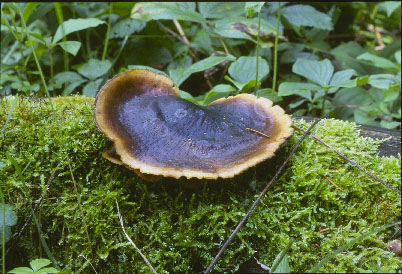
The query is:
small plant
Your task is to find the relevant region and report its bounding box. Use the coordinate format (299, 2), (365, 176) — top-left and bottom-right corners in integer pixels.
(8, 258), (58, 274)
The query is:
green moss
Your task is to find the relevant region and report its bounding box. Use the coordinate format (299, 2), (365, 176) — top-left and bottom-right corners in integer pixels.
(1, 96), (400, 272)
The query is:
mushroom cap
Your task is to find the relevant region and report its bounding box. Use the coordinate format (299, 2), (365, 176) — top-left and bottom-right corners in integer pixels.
(95, 69), (293, 180)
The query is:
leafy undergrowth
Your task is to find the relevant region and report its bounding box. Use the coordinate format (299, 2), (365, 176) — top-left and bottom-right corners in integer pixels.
(0, 96), (400, 272)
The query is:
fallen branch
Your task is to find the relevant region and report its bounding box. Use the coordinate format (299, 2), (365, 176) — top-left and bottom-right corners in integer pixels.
(116, 199), (158, 274)
(293, 125), (401, 195)
(204, 117), (324, 273)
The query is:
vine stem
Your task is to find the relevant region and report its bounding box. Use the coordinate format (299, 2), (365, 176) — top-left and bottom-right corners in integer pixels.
(255, 9), (261, 92)
(272, 2), (281, 100)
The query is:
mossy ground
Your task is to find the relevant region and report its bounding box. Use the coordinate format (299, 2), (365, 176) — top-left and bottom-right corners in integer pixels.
(1, 96), (401, 273)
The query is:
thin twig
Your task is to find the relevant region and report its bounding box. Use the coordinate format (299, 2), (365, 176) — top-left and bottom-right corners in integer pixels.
(319, 228), (337, 233)
(78, 254), (98, 274)
(246, 127), (270, 138)
(324, 176), (342, 191)
(172, 19), (199, 62)
(204, 117), (324, 273)
(156, 21), (185, 44)
(172, 19), (213, 89)
(116, 200), (157, 274)
(293, 125), (401, 194)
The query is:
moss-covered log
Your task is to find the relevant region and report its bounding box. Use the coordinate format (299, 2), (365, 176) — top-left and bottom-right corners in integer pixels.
(1, 96), (401, 272)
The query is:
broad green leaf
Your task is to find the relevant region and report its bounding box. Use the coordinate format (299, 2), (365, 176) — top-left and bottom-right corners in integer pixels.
(214, 17), (276, 42)
(383, 89), (400, 102)
(224, 75), (260, 93)
(53, 18), (105, 44)
(228, 56), (269, 83)
(0, 204), (17, 227)
(169, 68), (191, 88)
(192, 29), (214, 54)
(272, 254), (290, 273)
(201, 84), (236, 105)
(293, 59), (334, 86)
(245, 2), (265, 18)
(26, 3), (53, 25)
(30, 259), (51, 272)
(395, 50), (401, 64)
(357, 52), (399, 71)
(255, 88), (282, 102)
(198, 2), (245, 19)
(77, 59), (112, 81)
(83, 78), (102, 97)
(170, 55), (235, 87)
(331, 42), (377, 75)
(380, 120), (400, 129)
(57, 41), (81, 56)
(111, 2), (136, 17)
(23, 3), (39, 22)
(282, 5), (333, 30)
(110, 18), (145, 39)
(329, 69), (356, 87)
(190, 55), (235, 73)
(34, 267), (58, 273)
(177, 2), (196, 12)
(127, 65), (169, 77)
(7, 266), (34, 273)
(179, 90), (198, 104)
(131, 2), (205, 23)
(368, 74), (398, 90)
(378, 1), (401, 17)
(278, 82), (321, 100)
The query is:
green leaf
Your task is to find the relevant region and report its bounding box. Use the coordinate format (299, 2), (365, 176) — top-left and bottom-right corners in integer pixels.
(224, 75), (260, 93)
(53, 18), (105, 44)
(278, 82), (321, 100)
(170, 55), (235, 87)
(57, 41), (81, 56)
(245, 2), (265, 18)
(255, 88), (282, 102)
(368, 74), (399, 89)
(127, 65), (169, 77)
(110, 18), (145, 39)
(228, 56), (269, 83)
(82, 78), (102, 97)
(380, 120), (400, 129)
(30, 259), (51, 272)
(201, 84), (236, 105)
(0, 204), (17, 227)
(357, 52), (399, 71)
(7, 266), (34, 273)
(272, 254), (290, 273)
(378, 1), (401, 17)
(179, 90), (198, 104)
(77, 59), (112, 81)
(130, 2), (205, 23)
(214, 17), (276, 42)
(282, 5), (333, 30)
(329, 69), (356, 87)
(293, 59), (334, 86)
(198, 2), (245, 19)
(23, 3), (39, 22)
(395, 50), (401, 64)
(50, 71), (86, 96)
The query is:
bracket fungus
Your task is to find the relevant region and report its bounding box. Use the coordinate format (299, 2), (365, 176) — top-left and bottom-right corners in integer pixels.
(94, 69), (294, 181)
